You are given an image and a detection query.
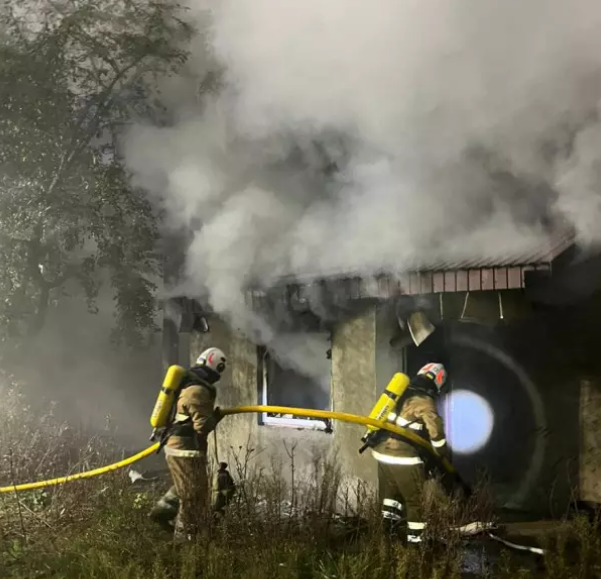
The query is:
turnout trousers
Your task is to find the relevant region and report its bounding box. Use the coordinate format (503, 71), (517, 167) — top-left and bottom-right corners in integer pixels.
(165, 452), (209, 539)
(378, 460), (427, 544)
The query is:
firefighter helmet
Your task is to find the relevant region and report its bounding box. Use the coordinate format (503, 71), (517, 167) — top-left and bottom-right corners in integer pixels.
(417, 362), (447, 390)
(196, 347), (227, 376)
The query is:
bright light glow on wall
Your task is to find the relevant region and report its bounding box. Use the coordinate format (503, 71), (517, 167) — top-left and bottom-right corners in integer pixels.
(443, 389), (494, 454)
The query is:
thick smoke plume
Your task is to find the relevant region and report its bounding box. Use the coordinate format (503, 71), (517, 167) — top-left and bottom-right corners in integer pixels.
(20, 287), (162, 447)
(125, 0), (601, 374)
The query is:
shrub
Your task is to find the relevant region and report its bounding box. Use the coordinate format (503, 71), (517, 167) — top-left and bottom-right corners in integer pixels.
(2, 382), (601, 578)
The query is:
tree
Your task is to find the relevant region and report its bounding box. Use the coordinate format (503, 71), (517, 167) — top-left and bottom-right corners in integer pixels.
(0, 0), (192, 352)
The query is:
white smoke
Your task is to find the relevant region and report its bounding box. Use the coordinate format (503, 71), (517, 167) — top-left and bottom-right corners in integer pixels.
(124, 0), (601, 367)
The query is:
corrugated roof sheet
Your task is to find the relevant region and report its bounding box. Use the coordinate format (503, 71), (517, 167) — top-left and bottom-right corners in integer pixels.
(274, 224), (576, 286)
(244, 223), (576, 306)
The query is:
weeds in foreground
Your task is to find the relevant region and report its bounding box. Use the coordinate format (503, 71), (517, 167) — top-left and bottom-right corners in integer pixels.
(2, 383), (601, 578)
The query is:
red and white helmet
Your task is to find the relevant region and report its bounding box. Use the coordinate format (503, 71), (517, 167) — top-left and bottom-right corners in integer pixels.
(417, 363), (447, 390)
(196, 347), (227, 376)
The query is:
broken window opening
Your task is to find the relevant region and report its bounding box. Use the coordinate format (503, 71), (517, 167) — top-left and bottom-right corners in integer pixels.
(258, 332), (332, 432)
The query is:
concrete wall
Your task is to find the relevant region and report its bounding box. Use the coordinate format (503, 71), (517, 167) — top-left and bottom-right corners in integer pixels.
(185, 307), (381, 505)
(178, 294), (601, 517)
(580, 379), (601, 505)
(331, 306), (378, 500)
(190, 316), (332, 492)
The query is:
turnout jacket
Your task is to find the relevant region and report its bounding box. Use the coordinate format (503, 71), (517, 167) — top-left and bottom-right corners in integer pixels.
(165, 367), (218, 457)
(372, 378), (448, 465)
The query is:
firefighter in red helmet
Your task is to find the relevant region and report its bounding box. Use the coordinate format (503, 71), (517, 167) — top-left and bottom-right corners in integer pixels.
(372, 363), (449, 545)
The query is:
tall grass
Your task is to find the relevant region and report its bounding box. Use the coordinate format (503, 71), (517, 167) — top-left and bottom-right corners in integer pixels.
(1, 382), (601, 578)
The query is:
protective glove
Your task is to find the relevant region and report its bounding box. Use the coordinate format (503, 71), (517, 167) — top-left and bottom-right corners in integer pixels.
(199, 407), (224, 436)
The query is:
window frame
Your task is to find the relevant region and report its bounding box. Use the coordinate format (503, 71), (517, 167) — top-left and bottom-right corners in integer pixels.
(257, 341), (333, 432)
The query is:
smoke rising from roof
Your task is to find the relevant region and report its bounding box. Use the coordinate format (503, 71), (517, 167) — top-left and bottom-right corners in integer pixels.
(124, 0), (601, 367)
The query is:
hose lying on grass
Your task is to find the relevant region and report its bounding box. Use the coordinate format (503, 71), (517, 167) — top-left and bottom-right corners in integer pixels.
(0, 405), (545, 556)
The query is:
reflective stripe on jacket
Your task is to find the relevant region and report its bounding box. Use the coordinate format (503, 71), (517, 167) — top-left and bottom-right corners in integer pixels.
(164, 446), (204, 458)
(373, 394), (448, 460)
(371, 449), (424, 465)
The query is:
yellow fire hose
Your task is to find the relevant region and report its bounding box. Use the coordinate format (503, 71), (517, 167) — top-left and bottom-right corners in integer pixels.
(0, 405), (454, 494)
(0, 404), (545, 555)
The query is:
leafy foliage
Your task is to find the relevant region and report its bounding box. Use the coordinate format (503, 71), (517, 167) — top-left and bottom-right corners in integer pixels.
(0, 0), (193, 350)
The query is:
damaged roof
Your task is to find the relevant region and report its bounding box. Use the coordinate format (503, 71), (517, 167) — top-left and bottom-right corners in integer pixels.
(246, 223), (576, 305)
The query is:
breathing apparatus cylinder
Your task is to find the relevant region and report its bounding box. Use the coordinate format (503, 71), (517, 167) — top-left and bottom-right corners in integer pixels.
(360, 372), (411, 447)
(149, 364), (187, 441)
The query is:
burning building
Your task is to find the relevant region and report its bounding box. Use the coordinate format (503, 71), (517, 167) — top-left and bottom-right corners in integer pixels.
(162, 222), (601, 517)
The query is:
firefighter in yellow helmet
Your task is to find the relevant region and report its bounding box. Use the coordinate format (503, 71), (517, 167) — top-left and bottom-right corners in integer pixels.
(372, 362), (448, 545)
(152, 347), (227, 542)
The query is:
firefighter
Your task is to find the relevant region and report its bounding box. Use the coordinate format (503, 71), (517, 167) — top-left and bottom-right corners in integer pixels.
(372, 362), (448, 545)
(155, 347), (227, 542)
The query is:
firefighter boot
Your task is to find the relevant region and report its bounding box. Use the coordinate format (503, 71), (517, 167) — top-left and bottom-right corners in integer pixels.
(150, 486), (180, 531)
